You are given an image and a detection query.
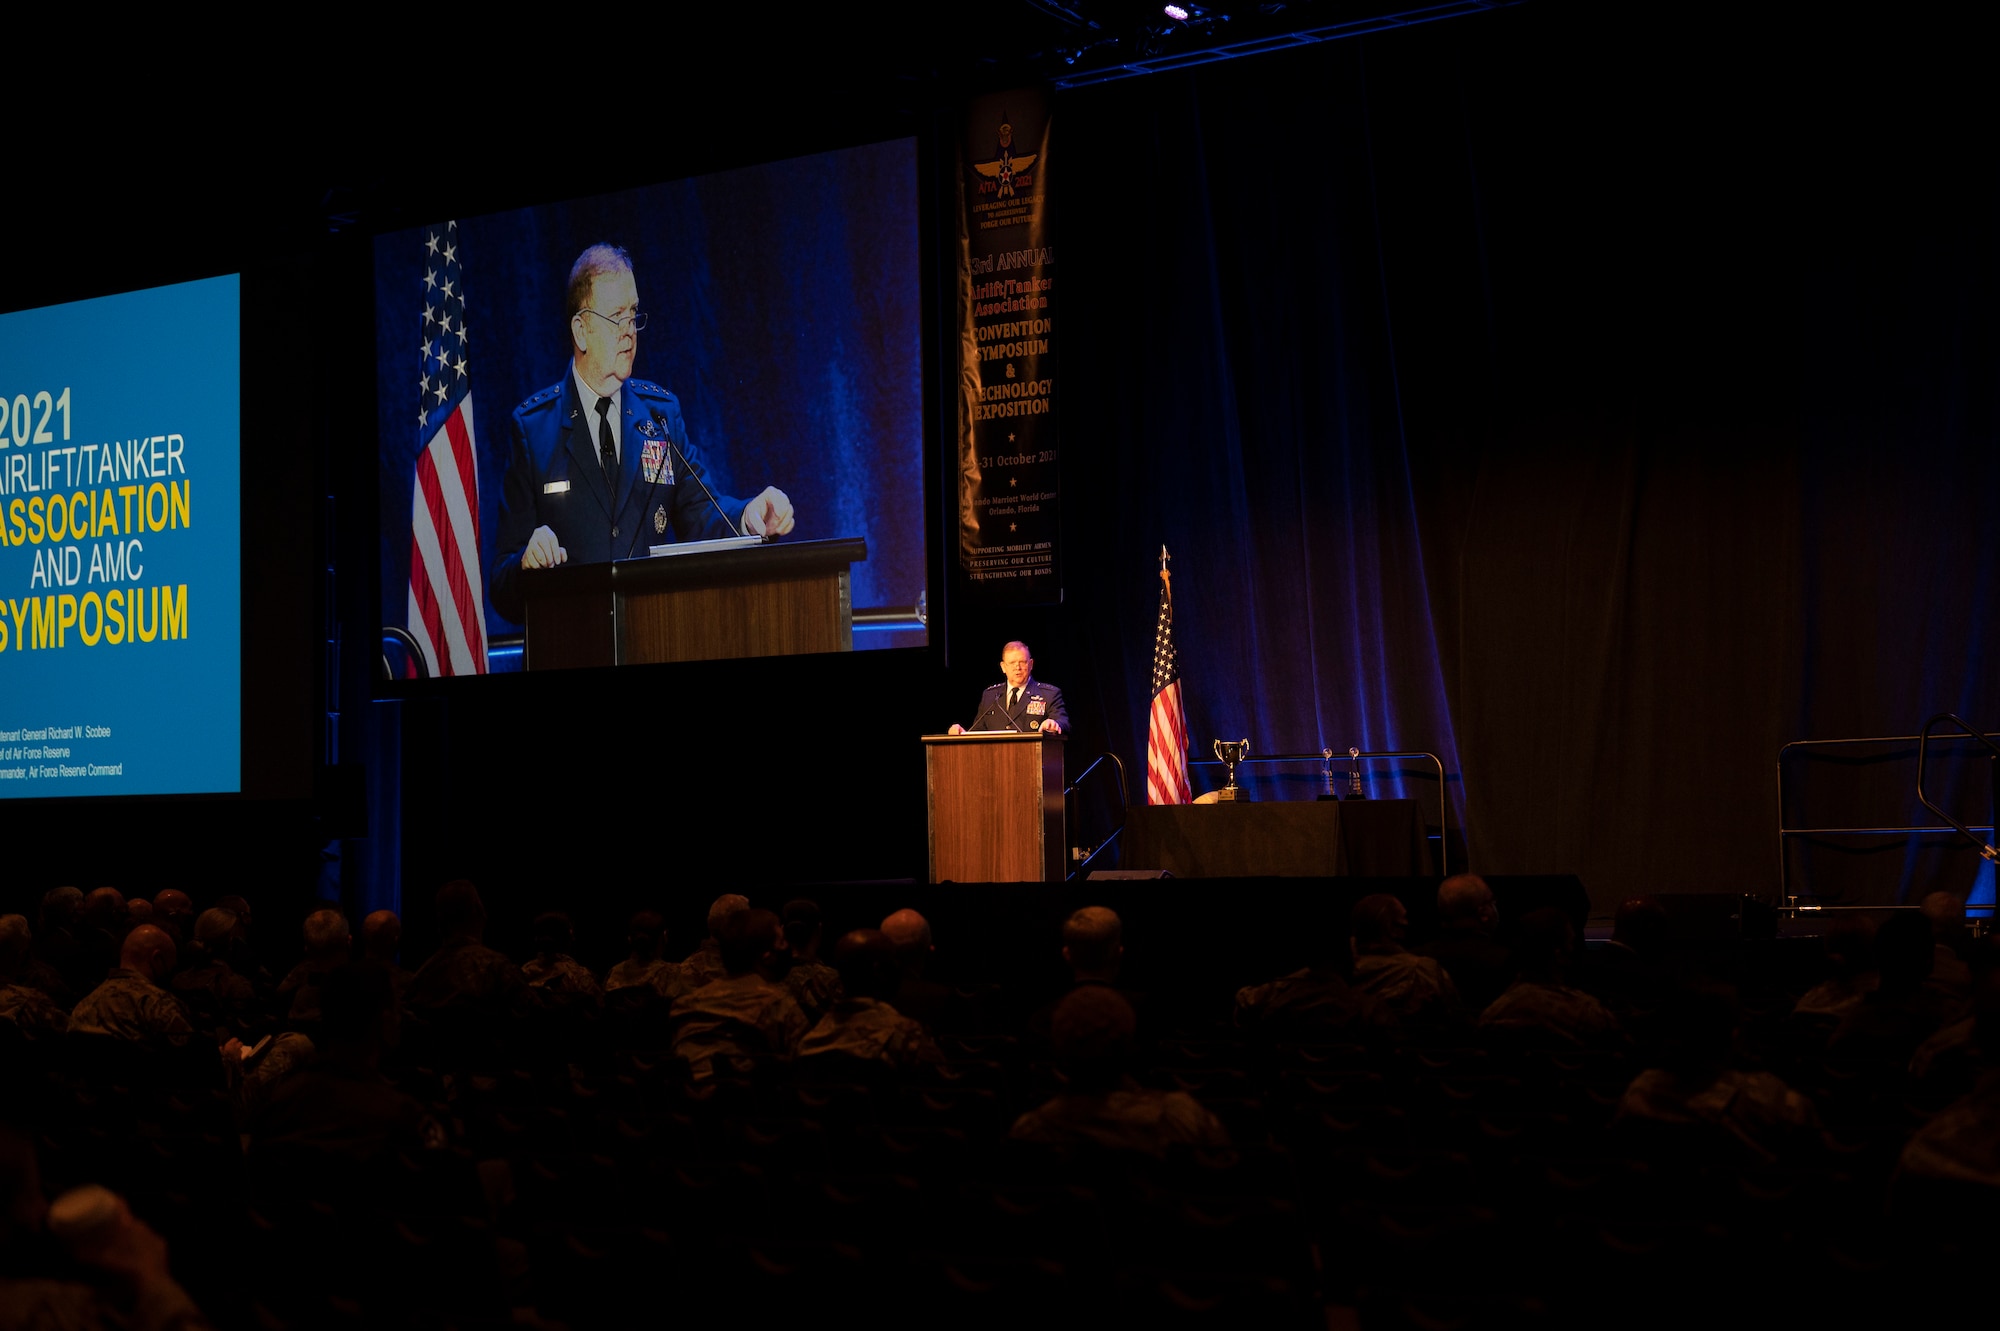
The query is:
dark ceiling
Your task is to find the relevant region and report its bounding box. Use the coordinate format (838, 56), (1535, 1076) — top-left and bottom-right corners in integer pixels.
(4, 2), (1512, 314)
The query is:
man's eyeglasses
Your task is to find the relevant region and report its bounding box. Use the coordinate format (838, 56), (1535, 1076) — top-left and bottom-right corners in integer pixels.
(578, 308), (648, 332)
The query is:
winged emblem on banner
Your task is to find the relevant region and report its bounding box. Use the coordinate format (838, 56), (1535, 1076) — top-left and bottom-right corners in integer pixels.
(974, 120), (1037, 199)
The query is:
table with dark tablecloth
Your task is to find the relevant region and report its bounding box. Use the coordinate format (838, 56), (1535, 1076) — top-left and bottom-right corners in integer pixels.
(1119, 799), (1433, 877)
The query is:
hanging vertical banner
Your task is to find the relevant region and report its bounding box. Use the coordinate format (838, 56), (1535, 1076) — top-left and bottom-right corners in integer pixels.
(957, 89), (1060, 603)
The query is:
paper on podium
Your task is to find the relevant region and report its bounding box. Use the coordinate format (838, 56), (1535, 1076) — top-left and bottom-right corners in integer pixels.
(647, 534), (766, 558)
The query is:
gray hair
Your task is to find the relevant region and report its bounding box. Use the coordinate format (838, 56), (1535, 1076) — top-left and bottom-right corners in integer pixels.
(566, 243), (633, 323)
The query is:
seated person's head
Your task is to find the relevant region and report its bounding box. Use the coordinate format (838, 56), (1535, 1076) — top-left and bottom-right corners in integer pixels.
(1349, 894), (1409, 957)
(1437, 874), (1497, 934)
(719, 908), (785, 978)
(435, 880), (486, 941)
(881, 909), (934, 975)
(302, 909), (351, 966)
(191, 908), (240, 961)
(120, 924), (177, 983)
(38, 886), (84, 935)
(625, 910), (665, 962)
(0, 915), (30, 978)
(1874, 911), (1935, 994)
(1654, 978), (1740, 1078)
(532, 911), (575, 959)
(361, 910), (402, 963)
(85, 887), (127, 932)
(1612, 897), (1670, 957)
(153, 889), (193, 924)
(1050, 986), (1137, 1094)
(1820, 915), (1876, 980)
(1512, 907), (1576, 983)
(782, 899), (824, 959)
(319, 964), (398, 1052)
(1062, 906), (1123, 982)
(126, 898), (155, 924)
(216, 895), (254, 931)
(707, 894), (751, 941)
(830, 929), (902, 1003)
(1920, 892), (1968, 949)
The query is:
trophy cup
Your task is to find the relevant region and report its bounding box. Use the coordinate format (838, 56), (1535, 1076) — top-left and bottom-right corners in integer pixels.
(1213, 739), (1251, 801)
(1346, 745), (1369, 800)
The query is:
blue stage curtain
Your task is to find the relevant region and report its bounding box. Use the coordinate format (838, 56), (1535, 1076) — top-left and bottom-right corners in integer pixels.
(1051, 9), (1999, 912)
(1055, 46), (1468, 840)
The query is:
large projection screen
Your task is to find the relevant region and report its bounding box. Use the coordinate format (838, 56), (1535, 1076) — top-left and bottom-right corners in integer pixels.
(374, 137), (926, 676)
(0, 275), (242, 798)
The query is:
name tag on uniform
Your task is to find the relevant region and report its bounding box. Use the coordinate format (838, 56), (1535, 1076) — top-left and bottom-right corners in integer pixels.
(542, 480), (570, 495)
(1027, 698), (1047, 717)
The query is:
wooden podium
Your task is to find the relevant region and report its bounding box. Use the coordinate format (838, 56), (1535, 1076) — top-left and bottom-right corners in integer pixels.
(923, 732), (1064, 883)
(519, 537), (866, 670)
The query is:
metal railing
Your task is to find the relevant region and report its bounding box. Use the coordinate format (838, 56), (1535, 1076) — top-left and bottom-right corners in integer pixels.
(1776, 722), (1998, 914)
(1184, 749), (1452, 877)
(1065, 753), (1130, 881)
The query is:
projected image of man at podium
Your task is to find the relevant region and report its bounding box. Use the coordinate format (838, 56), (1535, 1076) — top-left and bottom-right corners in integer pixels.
(490, 243), (798, 622)
(950, 641), (1069, 735)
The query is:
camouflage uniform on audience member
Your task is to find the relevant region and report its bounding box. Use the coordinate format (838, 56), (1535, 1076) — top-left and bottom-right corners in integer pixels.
(173, 957), (258, 1009)
(605, 958), (666, 990)
(797, 997), (940, 1070)
(671, 974), (809, 1079)
(275, 961), (317, 1002)
(785, 960), (844, 1024)
(1010, 1081), (1231, 1156)
(1352, 952), (1462, 1024)
(1478, 980), (1622, 1046)
(1617, 1068), (1821, 1162)
(606, 957), (690, 999)
(237, 1032), (317, 1116)
(172, 958), (261, 1032)
(1898, 1068), (2000, 1187)
(406, 936), (532, 1014)
(523, 954), (603, 999)
(1792, 972), (1877, 1020)
(69, 968), (195, 1045)
(0, 981), (69, 1038)
(11, 954), (73, 1007)
(681, 937), (728, 988)
(1911, 1016), (1980, 1083)
(1234, 967), (1397, 1037)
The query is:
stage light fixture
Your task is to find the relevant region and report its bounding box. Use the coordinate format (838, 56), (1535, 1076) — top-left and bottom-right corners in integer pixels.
(1164, 4), (1191, 18)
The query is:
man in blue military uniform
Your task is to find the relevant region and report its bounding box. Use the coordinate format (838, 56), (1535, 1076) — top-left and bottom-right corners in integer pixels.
(950, 640), (1069, 734)
(490, 243), (797, 623)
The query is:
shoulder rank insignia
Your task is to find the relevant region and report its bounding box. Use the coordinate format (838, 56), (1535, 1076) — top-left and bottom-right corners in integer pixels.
(515, 385), (560, 415)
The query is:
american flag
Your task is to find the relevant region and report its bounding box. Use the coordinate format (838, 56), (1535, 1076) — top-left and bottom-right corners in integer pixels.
(407, 220), (488, 676)
(1146, 547), (1191, 804)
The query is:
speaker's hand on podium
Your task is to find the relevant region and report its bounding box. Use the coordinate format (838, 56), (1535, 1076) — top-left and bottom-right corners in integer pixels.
(741, 487), (796, 537)
(948, 724), (965, 735)
(1040, 720), (1063, 735)
(521, 525), (567, 569)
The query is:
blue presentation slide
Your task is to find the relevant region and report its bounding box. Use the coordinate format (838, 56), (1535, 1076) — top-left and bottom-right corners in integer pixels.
(0, 274), (241, 798)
